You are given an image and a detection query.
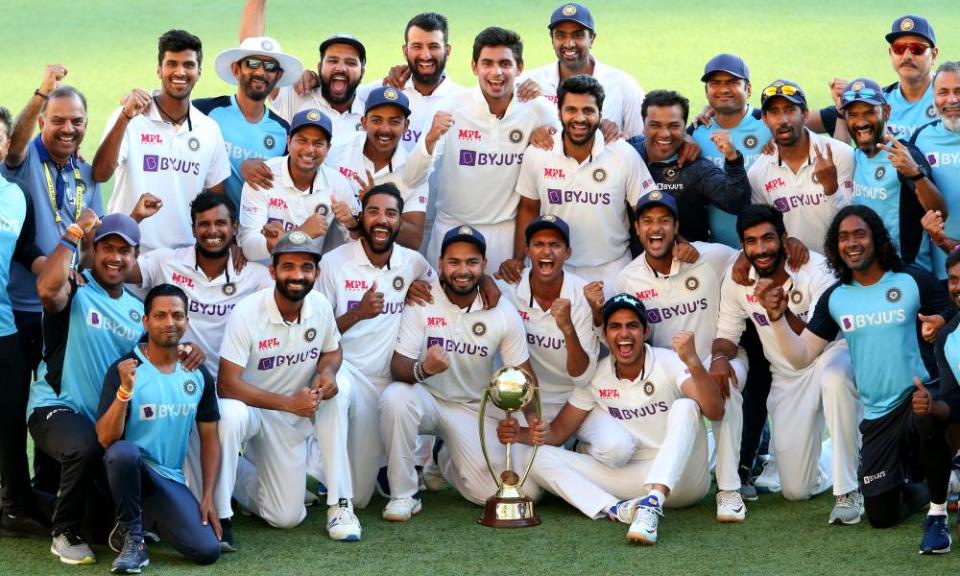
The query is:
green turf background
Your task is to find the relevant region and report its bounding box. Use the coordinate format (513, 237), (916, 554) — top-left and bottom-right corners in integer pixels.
(2, 1), (960, 574)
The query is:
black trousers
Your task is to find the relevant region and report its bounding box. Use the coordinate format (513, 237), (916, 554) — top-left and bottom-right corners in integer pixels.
(739, 322), (773, 470)
(0, 333), (32, 514)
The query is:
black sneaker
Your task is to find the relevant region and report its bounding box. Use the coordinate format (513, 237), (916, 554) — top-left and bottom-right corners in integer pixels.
(738, 466), (759, 502)
(111, 533), (149, 574)
(219, 517), (237, 553)
(1, 510), (50, 538)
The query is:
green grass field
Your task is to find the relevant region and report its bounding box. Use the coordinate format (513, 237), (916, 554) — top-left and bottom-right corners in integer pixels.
(3, 1), (960, 573)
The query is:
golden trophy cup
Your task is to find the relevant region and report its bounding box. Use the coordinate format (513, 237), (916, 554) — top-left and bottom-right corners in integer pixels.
(478, 366), (542, 528)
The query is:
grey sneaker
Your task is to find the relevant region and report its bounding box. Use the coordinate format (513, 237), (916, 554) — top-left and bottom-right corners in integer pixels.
(829, 491), (864, 525)
(738, 466), (758, 501)
(111, 534), (149, 574)
(51, 530), (96, 565)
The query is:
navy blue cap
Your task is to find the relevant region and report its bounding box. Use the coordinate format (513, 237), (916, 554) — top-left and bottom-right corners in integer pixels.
(760, 79), (807, 111)
(886, 15), (936, 47)
(441, 225), (486, 257)
(289, 109), (333, 141)
(319, 34), (367, 65)
(525, 214), (570, 245)
(364, 86), (411, 117)
(602, 293), (648, 327)
(634, 190), (678, 220)
(548, 3), (594, 31)
(94, 213), (140, 246)
(272, 230), (323, 258)
(840, 78), (886, 108)
(701, 53), (750, 82)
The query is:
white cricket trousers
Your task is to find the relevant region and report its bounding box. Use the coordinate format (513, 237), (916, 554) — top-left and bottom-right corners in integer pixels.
(707, 355), (748, 492)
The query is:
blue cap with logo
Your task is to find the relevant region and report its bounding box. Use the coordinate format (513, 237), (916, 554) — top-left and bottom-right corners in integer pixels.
(760, 79), (807, 111)
(634, 190), (678, 220)
(289, 108), (333, 141)
(548, 3), (594, 31)
(886, 15), (936, 47)
(840, 78), (886, 109)
(525, 214), (571, 245)
(272, 230), (323, 259)
(94, 213), (140, 246)
(701, 53), (750, 82)
(365, 86), (411, 117)
(602, 293), (648, 327)
(441, 225), (486, 257)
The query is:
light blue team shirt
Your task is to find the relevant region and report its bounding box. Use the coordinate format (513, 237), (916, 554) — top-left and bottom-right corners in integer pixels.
(193, 95), (290, 208)
(0, 178), (29, 336)
(28, 270), (143, 422)
(884, 82), (936, 141)
(691, 106), (771, 247)
(911, 120), (960, 279)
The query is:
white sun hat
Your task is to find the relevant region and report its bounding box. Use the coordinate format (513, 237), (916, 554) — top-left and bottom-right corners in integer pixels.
(214, 36), (304, 88)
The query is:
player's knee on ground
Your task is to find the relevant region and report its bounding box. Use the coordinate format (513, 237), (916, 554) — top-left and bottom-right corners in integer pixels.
(104, 439), (141, 469)
(380, 382), (419, 423)
(261, 503), (305, 530)
(779, 477), (815, 502)
(864, 489), (904, 529)
(184, 534), (221, 565)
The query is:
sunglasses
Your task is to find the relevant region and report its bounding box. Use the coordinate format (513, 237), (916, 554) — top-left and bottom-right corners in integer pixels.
(841, 88), (880, 101)
(762, 84), (800, 99)
(891, 42), (929, 56)
(242, 57), (281, 72)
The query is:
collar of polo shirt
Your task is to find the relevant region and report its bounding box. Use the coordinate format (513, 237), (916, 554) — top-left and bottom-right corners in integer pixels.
(517, 267), (576, 310)
(264, 289), (319, 324)
(351, 232), (402, 270)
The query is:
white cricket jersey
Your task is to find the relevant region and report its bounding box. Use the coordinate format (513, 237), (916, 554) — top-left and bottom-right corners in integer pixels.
(747, 129), (854, 253)
(317, 240), (434, 383)
(497, 270), (599, 408)
(394, 281), (529, 404)
(404, 87), (560, 226)
(517, 132), (657, 267)
(521, 58), (645, 138)
(219, 288), (340, 429)
(237, 155), (359, 262)
(614, 242), (737, 362)
(569, 347), (691, 453)
(104, 97), (231, 253)
(715, 251), (837, 378)
(270, 87), (365, 146)
(325, 131), (427, 213)
(137, 247), (274, 376)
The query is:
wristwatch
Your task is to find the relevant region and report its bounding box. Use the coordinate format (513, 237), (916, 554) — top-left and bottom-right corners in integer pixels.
(909, 166), (929, 182)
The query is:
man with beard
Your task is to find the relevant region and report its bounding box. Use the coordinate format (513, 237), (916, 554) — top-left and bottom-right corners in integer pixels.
(194, 36), (302, 209)
(712, 205), (860, 523)
(629, 89), (751, 245)
(94, 30), (231, 253)
(379, 225), (539, 521)
(841, 77), (944, 272)
(496, 295), (723, 545)
(761, 205), (955, 553)
(913, 62), (960, 280)
(326, 87), (428, 249)
(405, 27), (559, 273)
(237, 109), (360, 262)
(317, 183), (433, 509)
(216, 231), (361, 541)
(96, 285), (222, 573)
(502, 76), (654, 295)
(520, 3), (644, 138)
(748, 80), (855, 254)
(612, 191), (747, 522)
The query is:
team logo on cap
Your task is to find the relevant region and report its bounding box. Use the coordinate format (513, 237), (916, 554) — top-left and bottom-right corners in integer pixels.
(886, 288), (901, 303)
(289, 230), (309, 244)
(663, 167), (678, 182)
(459, 225), (473, 236)
(383, 88), (399, 101)
(223, 283), (237, 296)
(926, 105), (937, 118)
(875, 166), (886, 180)
(649, 191), (663, 201)
(685, 276), (699, 291)
(183, 379), (198, 395)
(790, 290), (803, 304)
(261, 39), (274, 51)
(472, 321), (487, 336)
(393, 276), (405, 291)
(900, 17), (915, 32)
(542, 214), (557, 222)
(264, 135), (276, 150)
(307, 110), (321, 121)
(593, 168), (607, 182)
(643, 381), (655, 395)
(509, 129), (524, 144)
(562, 4), (577, 15)
(743, 135), (758, 149)
(188, 137), (200, 152)
(851, 81), (865, 92)
(315, 204), (329, 216)
(129, 310), (141, 322)
(305, 327), (317, 342)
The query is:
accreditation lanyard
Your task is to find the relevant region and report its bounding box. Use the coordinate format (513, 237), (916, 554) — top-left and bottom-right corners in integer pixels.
(43, 161), (84, 227)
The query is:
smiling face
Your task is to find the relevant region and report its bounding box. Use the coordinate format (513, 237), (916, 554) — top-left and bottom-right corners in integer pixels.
(92, 235), (137, 289)
(38, 94), (87, 163)
(888, 34), (937, 85)
(560, 91), (600, 147)
(271, 253), (318, 303)
(472, 45), (521, 102)
(948, 260), (960, 307)
(526, 228), (570, 284)
(705, 72), (750, 116)
(319, 44), (364, 105)
(287, 126), (329, 174)
(440, 241), (485, 296)
(192, 203), (235, 259)
(359, 192), (401, 255)
(403, 26), (449, 86)
(741, 221), (786, 278)
(635, 205), (678, 260)
(233, 55), (283, 102)
(843, 101), (889, 155)
(158, 49), (200, 101)
(934, 68), (960, 132)
(837, 214), (876, 273)
(604, 308), (649, 369)
(762, 98), (807, 148)
(361, 104), (408, 155)
(144, 295), (188, 348)
(550, 21), (594, 71)
(642, 104), (685, 162)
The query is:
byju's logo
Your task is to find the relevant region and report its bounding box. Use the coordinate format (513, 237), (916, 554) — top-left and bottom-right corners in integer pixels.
(547, 188), (563, 204)
(143, 155), (160, 172)
(459, 150), (477, 166)
(258, 357), (276, 370)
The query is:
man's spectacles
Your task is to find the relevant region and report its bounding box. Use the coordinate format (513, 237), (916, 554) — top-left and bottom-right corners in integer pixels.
(841, 88), (880, 101)
(762, 84), (800, 98)
(891, 42), (929, 56)
(242, 57), (281, 72)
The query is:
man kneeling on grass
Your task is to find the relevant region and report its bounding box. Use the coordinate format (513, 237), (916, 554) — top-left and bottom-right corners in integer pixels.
(497, 293), (724, 545)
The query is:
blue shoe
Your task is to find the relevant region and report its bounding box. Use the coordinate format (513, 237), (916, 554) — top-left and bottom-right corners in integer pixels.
(920, 515), (951, 555)
(111, 533), (149, 574)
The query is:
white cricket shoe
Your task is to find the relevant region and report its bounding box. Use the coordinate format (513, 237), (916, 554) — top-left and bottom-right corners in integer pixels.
(627, 495), (663, 545)
(716, 490), (746, 522)
(382, 497), (422, 522)
(421, 461), (447, 492)
(327, 500), (361, 542)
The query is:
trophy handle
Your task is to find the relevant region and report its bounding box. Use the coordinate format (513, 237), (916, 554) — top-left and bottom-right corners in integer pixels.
(478, 388), (501, 487)
(518, 386), (543, 488)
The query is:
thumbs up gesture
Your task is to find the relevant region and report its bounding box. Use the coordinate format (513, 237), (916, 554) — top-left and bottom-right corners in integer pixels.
(353, 281), (384, 320)
(918, 313), (945, 343)
(912, 377), (932, 416)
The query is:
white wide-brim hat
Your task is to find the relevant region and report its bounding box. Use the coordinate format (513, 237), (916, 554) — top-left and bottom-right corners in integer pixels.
(214, 36), (304, 88)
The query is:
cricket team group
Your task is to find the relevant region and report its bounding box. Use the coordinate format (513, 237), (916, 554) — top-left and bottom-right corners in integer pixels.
(2, 0), (960, 572)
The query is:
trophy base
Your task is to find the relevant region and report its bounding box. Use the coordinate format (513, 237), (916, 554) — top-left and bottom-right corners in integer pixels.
(478, 496), (541, 528)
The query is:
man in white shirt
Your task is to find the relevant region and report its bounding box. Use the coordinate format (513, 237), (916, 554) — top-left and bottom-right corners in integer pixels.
(712, 204), (861, 524)
(238, 109), (360, 261)
(216, 231), (361, 541)
(94, 29), (231, 253)
(405, 27), (560, 272)
(747, 80), (854, 253)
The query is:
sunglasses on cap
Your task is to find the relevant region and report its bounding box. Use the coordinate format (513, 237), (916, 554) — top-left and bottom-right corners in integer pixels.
(762, 84), (800, 99)
(841, 88), (880, 101)
(891, 42), (929, 56)
(242, 57), (281, 72)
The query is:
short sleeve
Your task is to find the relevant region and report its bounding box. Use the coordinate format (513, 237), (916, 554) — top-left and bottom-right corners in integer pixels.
(498, 304), (530, 367)
(568, 383), (596, 412)
(219, 305), (254, 368)
(203, 127), (231, 189)
(805, 283), (841, 341)
(394, 298), (427, 360)
(195, 366), (220, 422)
(515, 150), (541, 200)
(136, 249), (171, 289)
(314, 295), (341, 353)
(238, 183), (271, 261)
(715, 272), (748, 344)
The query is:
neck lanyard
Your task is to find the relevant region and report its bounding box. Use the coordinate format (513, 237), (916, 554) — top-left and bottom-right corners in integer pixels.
(43, 161), (84, 225)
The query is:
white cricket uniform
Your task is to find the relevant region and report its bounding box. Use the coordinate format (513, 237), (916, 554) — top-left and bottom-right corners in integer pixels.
(517, 132), (657, 290)
(748, 130), (854, 253)
(380, 282), (540, 503)
(270, 87), (365, 146)
(316, 240), (434, 507)
(404, 87), (560, 271)
(104, 97), (231, 253)
(715, 252), (860, 499)
(216, 288), (353, 525)
(522, 58), (645, 138)
(238, 155), (359, 262)
(325, 131), (428, 214)
(525, 350), (710, 518)
(613, 242), (746, 491)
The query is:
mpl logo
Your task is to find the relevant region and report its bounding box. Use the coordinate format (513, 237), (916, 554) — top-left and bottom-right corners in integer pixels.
(544, 168), (566, 179)
(171, 272), (194, 289)
(140, 133), (164, 145)
(458, 129), (482, 142)
(427, 316), (447, 328)
(765, 177), (786, 194)
(634, 288), (659, 300)
(338, 166), (359, 181)
(344, 279), (369, 291)
(599, 388), (620, 399)
(518, 310), (530, 321)
(258, 337), (280, 351)
(269, 197), (288, 210)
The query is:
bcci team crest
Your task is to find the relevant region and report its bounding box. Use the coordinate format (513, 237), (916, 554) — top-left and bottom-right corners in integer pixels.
(685, 276), (699, 291)
(926, 105), (937, 118)
(261, 39), (274, 51)
(649, 191), (663, 201)
(643, 381), (655, 396)
(886, 288), (901, 303)
(129, 310), (141, 322)
(472, 321), (487, 337)
(306, 110), (321, 121)
(790, 290), (803, 304)
(315, 204), (329, 216)
(663, 167), (678, 182)
(222, 283), (237, 296)
(900, 17), (915, 31)
(393, 276), (405, 291)
(851, 81), (865, 92)
(743, 135), (758, 149)
(592, 168), (607, 182)
(562, 3), (577, 15)
(188, 137), (200, 152)
(289, 230), (309, 244)
(459, 225), (474, 235)
(384, 88), (400, 101)
(305, 328), (317, 342)
(875, 166), (886, 180)
(509, 129), (524, 144)
(183, 379), (198, 395)
(264, 135), (276, 150)
(542, 214), (557, 222)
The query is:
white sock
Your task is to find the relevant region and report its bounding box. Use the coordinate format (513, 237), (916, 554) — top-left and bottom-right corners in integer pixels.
(929, 502), (947, 516)
(645, 489), (666, 508)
